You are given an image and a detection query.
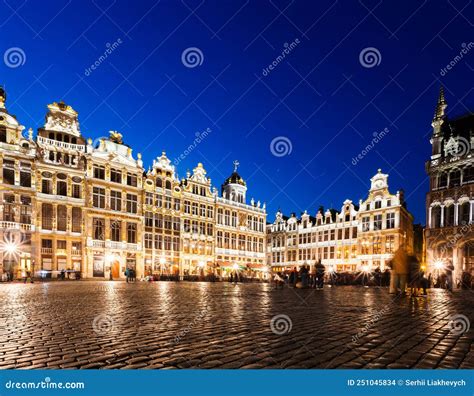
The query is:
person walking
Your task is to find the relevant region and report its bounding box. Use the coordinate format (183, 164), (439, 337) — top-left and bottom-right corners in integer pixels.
(390, 247), (408, 295)
(445, 260), (454, 291)
(407, 255), (421, 297)
(315, 260), (325, 289)
(125, 267), (130, 283)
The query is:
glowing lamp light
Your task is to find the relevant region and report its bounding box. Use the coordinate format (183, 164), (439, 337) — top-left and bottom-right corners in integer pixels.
(263, 266), (270, 273)
(198, 261), (205, 268)
(362, 264), (369, 273)
(4, 242), (18, 255)
(328, 265), (335, 273)
(159, 257), (166, 265)
(232, 263), (239, 270)
(434, 260), (444, 270)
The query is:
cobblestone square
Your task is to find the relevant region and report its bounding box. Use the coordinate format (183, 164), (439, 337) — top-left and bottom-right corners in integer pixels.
(0, 281), (472, 369)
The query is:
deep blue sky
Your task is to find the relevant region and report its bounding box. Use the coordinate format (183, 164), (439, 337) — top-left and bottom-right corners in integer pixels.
(1, 0), (473, 224)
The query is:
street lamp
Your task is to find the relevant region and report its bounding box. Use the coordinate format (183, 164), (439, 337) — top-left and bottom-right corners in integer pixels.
(4, 241), (18, 256)
(159, 256), (166, 276)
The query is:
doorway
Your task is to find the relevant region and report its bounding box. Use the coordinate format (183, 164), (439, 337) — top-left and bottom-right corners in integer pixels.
(111, 260), (120, 279)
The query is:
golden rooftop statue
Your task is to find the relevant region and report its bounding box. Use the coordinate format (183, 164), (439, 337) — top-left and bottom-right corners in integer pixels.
(109, 130), (123, 144)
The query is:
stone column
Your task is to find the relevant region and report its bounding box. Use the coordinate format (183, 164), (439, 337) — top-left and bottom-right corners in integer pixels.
(454, 203), (459, 226)
(470, 201), (474, 224)
(428, 206), (432, 228)
(440, 205), (445, 227)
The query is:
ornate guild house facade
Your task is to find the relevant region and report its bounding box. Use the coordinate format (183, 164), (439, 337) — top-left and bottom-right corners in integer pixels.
(0, 87), (266, 280)
(267, 170), (414, 272)
(425, 88), (474, 285)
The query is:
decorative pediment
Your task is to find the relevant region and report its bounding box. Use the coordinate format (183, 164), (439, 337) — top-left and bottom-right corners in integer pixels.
(44, 101), (80, 136)
(191, 163), (209, 184)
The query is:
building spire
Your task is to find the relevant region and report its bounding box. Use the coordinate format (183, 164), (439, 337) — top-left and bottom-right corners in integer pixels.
(433, 86), (447, 121)
(233, 159), (239, 172)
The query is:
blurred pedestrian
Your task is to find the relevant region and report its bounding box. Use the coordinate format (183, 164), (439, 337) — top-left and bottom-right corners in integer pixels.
(390, 247), (408, 295)
(125, 267), (130, 283)
(445, 260), (454, 291)
(315, 260), (325, 289)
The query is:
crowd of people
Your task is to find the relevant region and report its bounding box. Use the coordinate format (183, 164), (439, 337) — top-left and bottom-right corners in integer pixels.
(271, 247), (468, 295)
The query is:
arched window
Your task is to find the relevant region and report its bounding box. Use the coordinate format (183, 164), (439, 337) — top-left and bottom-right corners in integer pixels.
(111, 221), (121, 242)
(156, 177), (162, 188)
(165, 180), (172, 190)
(445, 204), (455, 227)
(431, 206), (441, 228)
(460, 201), (470, 225)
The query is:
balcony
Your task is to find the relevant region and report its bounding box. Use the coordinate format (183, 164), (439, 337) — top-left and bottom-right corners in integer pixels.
(41, 248), (53, 254)
(0, 221), (34, 231)
(37, 136), (85, 152)
(127, 243), (139, 251)
(92, 240), (105, 248)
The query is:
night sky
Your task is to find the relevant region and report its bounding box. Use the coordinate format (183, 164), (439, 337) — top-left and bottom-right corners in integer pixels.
(1, 0), (473, 224)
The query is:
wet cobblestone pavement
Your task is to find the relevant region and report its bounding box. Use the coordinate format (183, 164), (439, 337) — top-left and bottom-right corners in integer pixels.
(0, 281), (473, 369)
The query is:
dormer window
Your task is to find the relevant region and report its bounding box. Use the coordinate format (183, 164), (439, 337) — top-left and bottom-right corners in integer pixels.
(375, 201), (381, 209)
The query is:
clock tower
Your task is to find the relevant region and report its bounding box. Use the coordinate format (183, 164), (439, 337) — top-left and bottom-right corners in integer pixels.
(369, 169), (389, 193)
